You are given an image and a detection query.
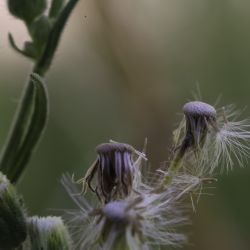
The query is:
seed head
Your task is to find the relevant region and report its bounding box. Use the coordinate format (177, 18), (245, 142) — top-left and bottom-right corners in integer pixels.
(176, 101), (250, 173)
(182, 101), (217, 150)
(102, 201), (130, 224)
(81, 142), (137, 203)
(97, 200), (144, 249)
(62, 174), (188, 250)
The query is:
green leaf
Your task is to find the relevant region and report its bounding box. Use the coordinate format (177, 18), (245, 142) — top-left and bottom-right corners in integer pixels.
(0, 77), (36, 177)
(10, 74), (49, 182)
(8, 33), (36, 59)
(0, 74), (49, 183)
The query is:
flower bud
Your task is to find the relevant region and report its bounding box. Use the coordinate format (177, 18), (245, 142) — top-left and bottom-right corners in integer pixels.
(7, 0), (47, 24)
(0, 172), (27, 249)
(29, 16), (51, 52)
(23, 41), (39, 59)
(27, 216), (71, 250)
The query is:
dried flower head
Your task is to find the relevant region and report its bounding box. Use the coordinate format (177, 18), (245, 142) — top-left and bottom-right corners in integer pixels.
(62, 175), (188, 250)
(62, 98), (250, 250)
(164, 101), (218, 179)
(94, 200), (143, 250)
(79, 142), (143, 203)
(174, 101), (250, 173)
(182, 101), (217, 150)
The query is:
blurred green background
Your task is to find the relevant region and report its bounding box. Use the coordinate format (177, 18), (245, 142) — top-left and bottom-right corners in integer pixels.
(1, 0), (250, 249)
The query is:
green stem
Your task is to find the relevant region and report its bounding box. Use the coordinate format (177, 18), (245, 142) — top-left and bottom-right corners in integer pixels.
(34, 0), (80, 75)
(155, 143), (187, 192)
(0, 0), (80, 183)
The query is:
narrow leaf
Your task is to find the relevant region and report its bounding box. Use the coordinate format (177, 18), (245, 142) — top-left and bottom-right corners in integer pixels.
(8, 33), (36, 59)
(0, 77), (36, 177)
(10, 73), (49, 183)
(0, 74), (49, 183)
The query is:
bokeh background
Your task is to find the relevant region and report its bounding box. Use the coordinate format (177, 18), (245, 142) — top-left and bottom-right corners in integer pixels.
(1, 0), (250, 249)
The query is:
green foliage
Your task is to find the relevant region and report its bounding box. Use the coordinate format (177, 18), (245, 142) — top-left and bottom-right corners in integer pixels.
(27, 216), (71, 250)
(2, 0), (80, 183)
(0, 172), (27, 249)
(0, 74), (49, 183)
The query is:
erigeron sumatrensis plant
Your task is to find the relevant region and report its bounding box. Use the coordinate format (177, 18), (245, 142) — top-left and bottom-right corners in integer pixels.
(62, 101), (250, 250)
(0, 0), (80, 249)
(1, 1), (250, 249)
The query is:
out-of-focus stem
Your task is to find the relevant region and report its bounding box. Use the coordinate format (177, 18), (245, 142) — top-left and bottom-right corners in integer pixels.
(155, 142), (187, 193)
(0, 0), (80, 183)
